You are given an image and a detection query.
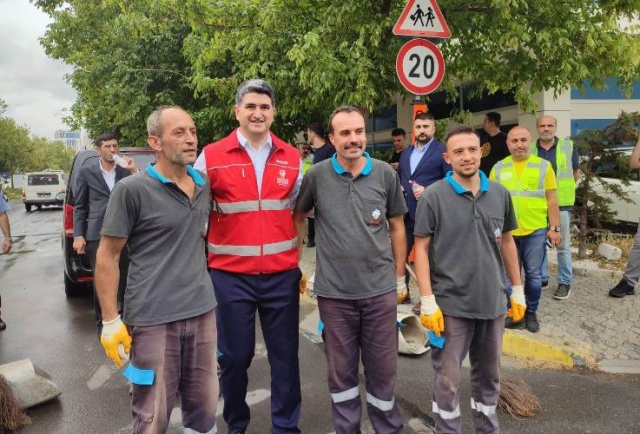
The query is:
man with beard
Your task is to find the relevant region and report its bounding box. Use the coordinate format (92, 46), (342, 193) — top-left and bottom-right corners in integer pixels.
(479, 112), (509, 176)
(491, 126), (562, 333)
(294, 106), (407, 434)
(73, 133), (137, 334)
(95, 106), (218, 433)
(397, 112), (450, 309)
(533, 115), (579, 299)
(413, 125), (523, 434)
(305, 122), (335, 247)
(194, 79), (303, 434)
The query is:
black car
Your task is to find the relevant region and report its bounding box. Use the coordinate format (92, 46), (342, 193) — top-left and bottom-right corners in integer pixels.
(62, 148), (156, 296)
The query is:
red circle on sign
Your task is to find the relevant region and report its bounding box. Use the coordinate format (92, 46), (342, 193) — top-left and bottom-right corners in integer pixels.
(396, 39), (445, 95)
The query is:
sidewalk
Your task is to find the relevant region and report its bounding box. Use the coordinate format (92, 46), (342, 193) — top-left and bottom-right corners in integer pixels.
(299, 245), (640, 374)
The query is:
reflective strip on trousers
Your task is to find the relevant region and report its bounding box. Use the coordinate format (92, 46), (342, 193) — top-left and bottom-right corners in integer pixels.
(183, 423), (217, 434)
(366, 392), (395, 411)
(216, 199), (291, 214)
(208, 237), (297, 257)
(470, 398), (496, 417)
(432, 401), (461, 420)
(331, 386), (359, 403)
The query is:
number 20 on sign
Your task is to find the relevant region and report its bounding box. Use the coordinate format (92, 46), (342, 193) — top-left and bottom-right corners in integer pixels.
(396, 39), (445, 95)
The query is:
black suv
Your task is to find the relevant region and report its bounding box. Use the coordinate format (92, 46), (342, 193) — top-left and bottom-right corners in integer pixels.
(62, 148), (156, 296)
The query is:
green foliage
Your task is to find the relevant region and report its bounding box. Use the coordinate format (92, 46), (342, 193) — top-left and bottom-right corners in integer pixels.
(573, 111), (640, 256)
(0, 106), (74, 175)
(35, 0), (640, 145)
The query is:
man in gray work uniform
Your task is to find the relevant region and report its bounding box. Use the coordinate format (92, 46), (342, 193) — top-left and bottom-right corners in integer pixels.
(95, 106), (218, 433)
(294, 105), (407, 434)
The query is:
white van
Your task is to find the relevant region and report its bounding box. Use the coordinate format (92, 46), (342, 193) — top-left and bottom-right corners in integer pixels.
(22, 170), (67, 212)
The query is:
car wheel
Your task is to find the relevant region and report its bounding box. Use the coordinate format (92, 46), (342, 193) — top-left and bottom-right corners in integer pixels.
(25, 203), (32, 212)
(64, 273), (86, 297)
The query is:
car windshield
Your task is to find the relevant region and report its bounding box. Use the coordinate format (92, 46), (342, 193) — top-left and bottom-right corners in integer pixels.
(28, 174), (60, 185)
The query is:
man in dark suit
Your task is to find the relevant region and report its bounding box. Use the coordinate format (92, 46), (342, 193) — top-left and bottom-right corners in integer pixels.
(397, 112), (450, 310)
(73, 133), (137, 333)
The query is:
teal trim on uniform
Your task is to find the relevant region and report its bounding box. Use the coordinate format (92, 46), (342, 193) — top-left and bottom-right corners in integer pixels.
(146, 163), (205, 186)
(331, 152), (372, 175)
(444, 170), (489, 195)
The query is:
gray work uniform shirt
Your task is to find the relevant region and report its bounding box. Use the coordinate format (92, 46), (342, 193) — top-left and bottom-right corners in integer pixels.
(101, 164), (216, 326)
(414, 171), (517, 319)
(295, 154), (407, 300)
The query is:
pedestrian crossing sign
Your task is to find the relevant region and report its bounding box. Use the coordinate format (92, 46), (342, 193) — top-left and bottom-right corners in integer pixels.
(393, 0), (451, 38)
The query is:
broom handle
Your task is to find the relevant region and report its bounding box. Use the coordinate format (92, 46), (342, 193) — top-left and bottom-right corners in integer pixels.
(405, 263), (418, 283)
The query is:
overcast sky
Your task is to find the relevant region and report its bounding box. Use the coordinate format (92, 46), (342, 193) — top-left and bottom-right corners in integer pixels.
(0, 0), (77, 139)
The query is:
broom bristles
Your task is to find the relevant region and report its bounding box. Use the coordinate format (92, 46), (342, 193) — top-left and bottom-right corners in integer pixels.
(499, 375), (541, 418)
(0, 374), (31, 430)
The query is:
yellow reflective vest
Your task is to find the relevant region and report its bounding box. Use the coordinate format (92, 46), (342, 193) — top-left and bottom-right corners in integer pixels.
(493, 155), (549, 231)
(531, 139), (576, 207)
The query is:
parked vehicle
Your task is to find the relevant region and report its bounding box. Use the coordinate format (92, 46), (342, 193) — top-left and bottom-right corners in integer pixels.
(62, 148), (156, 296)
(591, 148), (640, 225)
(22, 170), (66, 212)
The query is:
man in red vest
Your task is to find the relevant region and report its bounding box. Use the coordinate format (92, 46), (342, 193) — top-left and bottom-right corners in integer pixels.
(194, 79), (303, 434)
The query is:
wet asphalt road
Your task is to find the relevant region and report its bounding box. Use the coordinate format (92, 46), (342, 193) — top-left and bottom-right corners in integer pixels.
(1, 200), (639, 434)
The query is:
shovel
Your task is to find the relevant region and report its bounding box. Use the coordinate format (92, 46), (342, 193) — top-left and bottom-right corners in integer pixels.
(0, 358), (61, 409)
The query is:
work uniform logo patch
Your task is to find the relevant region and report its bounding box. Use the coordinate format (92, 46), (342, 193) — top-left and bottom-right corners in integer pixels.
(276, 169), (289, 187)
(368, 209), (382, 226)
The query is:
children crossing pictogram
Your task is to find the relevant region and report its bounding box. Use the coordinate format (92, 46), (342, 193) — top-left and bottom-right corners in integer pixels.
(393, 0), (451, 38)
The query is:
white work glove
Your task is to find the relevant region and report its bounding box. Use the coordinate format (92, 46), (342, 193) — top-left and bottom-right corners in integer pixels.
(419, 295), (444, 337)
(396, 276), (408, 303)
(100, 315), (132, 367)
(507, 285), (526, 322)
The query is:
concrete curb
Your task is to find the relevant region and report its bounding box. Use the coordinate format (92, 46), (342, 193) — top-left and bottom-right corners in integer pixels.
(502, 330), (591, 368)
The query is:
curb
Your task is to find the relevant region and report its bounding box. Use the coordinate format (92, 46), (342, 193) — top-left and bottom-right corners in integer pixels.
(502, 330), (590, 368)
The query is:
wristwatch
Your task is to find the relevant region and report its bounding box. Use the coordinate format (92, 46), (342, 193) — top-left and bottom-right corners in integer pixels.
(550, 225), (561, 232)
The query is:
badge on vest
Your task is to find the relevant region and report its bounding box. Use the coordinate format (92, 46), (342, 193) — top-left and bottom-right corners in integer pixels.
(368, 209), (382, 226)
(277, 169), (289, 187)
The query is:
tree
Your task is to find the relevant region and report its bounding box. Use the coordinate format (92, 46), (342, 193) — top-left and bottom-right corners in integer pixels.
(573, 111), (640, 257)
(35, 0), (640, 144)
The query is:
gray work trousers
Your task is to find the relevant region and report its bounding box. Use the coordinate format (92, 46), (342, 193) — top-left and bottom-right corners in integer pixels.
(318, 291), (403, 434)
(623, 222), (640, 286)
(431, 315), (504, 434)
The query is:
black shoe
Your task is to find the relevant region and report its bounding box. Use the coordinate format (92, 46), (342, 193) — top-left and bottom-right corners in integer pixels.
(525, 311), (540, 333)
(541, 278), (549, 289)
(505, 316), (525, 330)
(307, 239), (315, 248)
(553, 283), (571, 300)
(0, 317), (5, 330)
(608, 279), (636, 298)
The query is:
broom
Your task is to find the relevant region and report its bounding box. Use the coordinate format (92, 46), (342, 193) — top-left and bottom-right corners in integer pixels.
(405, 264), (542, 418)
(0, 374), (32, 431)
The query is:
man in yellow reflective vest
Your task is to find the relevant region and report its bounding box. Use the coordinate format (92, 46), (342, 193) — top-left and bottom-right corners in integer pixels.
(534, 115), (580, 300)
(490, 126), (562, 332)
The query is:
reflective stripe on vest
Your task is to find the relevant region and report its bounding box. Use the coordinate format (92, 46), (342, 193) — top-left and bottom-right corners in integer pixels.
(208, 236), (297, 257)
(216, 199), (291, 214)
(532, 139), (576, 206)
(494, 155), (548, 230)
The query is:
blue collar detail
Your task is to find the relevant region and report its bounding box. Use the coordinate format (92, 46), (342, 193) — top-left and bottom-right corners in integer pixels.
(444, 170), (489, 195)
(146, 163), (205, 187)
(331, 152), (372, 175)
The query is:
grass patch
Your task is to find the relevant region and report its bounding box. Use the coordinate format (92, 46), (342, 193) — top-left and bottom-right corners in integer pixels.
(577, 231), (635, 270)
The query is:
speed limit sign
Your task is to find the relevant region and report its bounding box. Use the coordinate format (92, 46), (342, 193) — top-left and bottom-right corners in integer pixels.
(396, 39), (445, 95)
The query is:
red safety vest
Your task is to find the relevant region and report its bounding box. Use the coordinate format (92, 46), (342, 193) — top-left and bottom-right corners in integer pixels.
(204, 130), (300, 274)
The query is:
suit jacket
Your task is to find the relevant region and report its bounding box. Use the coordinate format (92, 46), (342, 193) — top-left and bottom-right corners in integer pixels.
(73, 161), (131, 241)
(398, 140), (450, 221)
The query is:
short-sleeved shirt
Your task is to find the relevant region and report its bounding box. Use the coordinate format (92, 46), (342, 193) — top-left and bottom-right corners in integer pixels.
(0, 195), (10, 213)
(414, 171), (517, 319)
(296, 153), (407, 300)
(480, 131), (509, 176)
(101, 164), (216, 326)
(534, 137), (579, 211)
